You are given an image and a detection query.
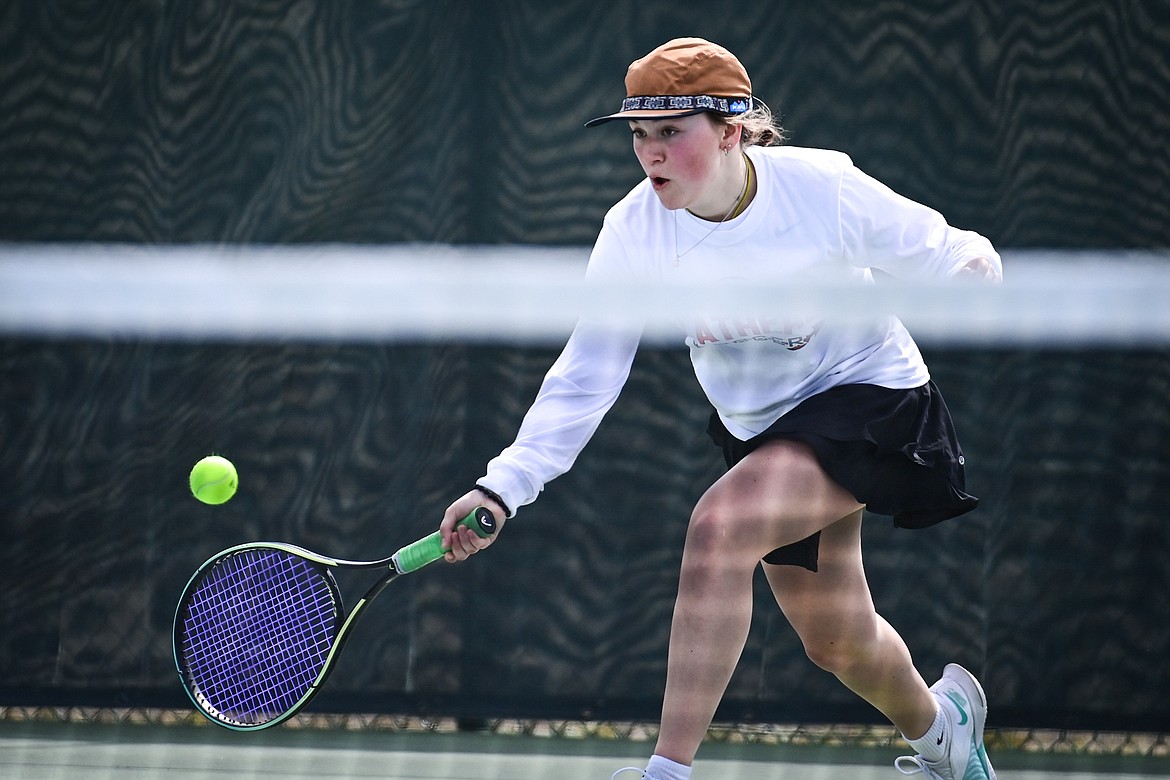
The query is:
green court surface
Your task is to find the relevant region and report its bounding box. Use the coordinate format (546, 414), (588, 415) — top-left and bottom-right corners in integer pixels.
(2, 721), (1167, 779)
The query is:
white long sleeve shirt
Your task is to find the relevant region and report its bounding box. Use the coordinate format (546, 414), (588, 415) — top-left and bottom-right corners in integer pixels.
(479, 146), (1001, 515)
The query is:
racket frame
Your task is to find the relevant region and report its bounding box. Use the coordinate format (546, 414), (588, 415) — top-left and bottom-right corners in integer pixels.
(172, 507), (495, 730)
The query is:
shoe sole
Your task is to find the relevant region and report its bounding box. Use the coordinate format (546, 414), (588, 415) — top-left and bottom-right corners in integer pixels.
(942, 663), (997, 780)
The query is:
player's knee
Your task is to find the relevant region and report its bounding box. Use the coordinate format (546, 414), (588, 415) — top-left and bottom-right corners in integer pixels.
(797, 621), (877, 675)
(802, 634), (864, 674)
(684, 502), (742, 558)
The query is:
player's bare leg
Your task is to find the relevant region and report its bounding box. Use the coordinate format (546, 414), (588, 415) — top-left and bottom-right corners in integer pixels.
(652, 439), (865, 766)
(764, 510), (937, 738)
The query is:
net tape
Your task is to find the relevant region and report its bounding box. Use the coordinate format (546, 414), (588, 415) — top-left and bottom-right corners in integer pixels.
(2, 244), (1170, 346)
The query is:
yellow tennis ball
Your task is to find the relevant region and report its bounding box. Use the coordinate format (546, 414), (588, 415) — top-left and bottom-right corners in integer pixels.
(189, 455), (238, 505)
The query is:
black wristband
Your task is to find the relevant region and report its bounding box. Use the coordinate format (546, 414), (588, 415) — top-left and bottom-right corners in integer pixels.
(474, 484), (511, 517)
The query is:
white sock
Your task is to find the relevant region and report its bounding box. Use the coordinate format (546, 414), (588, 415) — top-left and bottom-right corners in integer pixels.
(645, 754), (692, 780)
(904, 704), (948, 763)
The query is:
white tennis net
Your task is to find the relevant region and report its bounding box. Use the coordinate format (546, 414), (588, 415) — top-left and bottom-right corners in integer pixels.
(2, 243), (1169, 346)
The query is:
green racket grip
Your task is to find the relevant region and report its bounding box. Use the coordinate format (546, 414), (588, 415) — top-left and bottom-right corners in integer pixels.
(391, 506), (497, 574)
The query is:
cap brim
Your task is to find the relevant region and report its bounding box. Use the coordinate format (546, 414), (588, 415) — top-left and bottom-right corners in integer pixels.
(584, 107), (710, 128)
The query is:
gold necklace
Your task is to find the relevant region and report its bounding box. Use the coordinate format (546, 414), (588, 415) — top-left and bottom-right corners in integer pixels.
(674, 155), (753, 265)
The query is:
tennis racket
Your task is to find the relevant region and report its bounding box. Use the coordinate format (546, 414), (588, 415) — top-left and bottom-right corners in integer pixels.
(172, 506), (496, 731)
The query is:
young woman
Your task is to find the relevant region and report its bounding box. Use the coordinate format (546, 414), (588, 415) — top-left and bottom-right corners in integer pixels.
(439, 38), (1000, 780)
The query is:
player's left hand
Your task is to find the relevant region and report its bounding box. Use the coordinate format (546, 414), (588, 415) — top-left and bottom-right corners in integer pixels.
(953, 255), (1002, 283)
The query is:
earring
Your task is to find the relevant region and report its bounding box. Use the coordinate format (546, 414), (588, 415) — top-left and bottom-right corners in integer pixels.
(722, 147), (729, 156)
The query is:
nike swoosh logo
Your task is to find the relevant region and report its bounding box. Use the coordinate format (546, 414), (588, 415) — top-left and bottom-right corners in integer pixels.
(944, 691), (970, 726)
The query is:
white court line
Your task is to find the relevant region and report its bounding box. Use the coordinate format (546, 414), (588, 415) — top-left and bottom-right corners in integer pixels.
(0, 728), (1161, 780)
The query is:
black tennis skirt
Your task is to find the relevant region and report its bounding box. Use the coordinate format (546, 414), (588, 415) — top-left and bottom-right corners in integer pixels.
(706, 381), (979, 572)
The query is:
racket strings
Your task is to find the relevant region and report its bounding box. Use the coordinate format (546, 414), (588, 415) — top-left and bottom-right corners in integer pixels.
(178, 548), (340, 726)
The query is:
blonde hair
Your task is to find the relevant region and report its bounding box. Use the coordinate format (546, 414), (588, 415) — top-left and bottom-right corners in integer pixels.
(718, 101), (785, 148)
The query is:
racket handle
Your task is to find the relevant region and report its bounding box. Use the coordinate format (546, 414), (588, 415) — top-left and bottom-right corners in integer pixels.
(391, 506), (497, 574)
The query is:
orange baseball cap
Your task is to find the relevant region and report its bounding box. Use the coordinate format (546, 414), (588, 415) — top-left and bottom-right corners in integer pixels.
(585, 37), (753, 127)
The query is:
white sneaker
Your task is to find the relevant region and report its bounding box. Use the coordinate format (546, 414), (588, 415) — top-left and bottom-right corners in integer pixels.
(610, 770), (647, 779)
(895, 663), (996, 780)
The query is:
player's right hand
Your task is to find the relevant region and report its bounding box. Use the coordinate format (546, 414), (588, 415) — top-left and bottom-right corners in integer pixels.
(440, 490), (506, 563)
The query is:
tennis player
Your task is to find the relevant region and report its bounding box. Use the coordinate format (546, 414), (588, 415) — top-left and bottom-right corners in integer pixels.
(440, 37), (1001, 780)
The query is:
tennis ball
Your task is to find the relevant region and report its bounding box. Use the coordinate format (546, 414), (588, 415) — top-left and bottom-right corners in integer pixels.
(189, 455), (238, 505)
